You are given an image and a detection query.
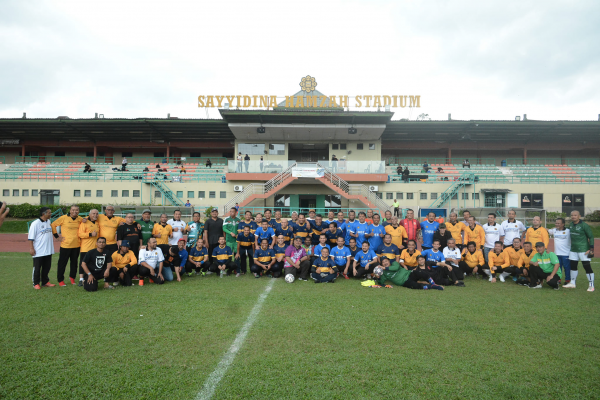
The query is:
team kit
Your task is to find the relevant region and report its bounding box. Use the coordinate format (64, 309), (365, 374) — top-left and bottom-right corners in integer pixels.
(28, 205), (594, 292)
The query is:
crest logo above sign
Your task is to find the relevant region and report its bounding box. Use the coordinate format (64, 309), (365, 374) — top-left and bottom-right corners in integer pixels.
(299, 75), (317, 93)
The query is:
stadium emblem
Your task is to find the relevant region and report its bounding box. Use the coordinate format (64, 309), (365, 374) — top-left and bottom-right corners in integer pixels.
(299, 75), (317, 93)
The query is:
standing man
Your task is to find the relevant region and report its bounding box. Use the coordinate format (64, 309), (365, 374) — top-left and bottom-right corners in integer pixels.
(51, 205), (82, 286)
(168, 210), (187, 246)
(433, 223), (453, 251)
(392, 199), (400, 218)
(29, 207), (55, 289)
(501, 209), (526, 248)
(348, 211), (369, 247)
(342, 210), (357, 246)
(236, 226), (255, 275)
(96, 205), (125, 258)
(376, 233), (400, 264)
(564, 210), (595, 291)
(420, 212), (440, 251)
(385, 216), (407, 250)
(236, 152), (243, 172)
(382, 210), (393, 227)
(366, 213), (386, 253)
(80, 237), (113, 291)
(306, 209), (316, 222)
(263, 209), (273, 226)
(528, 242), (562, 290)
(548, 218), (572, 284)
(116, 213), (142, 257)
(461, 210), (479, 227)
(445, 212), (466, 250)
(365, 209), (374, 225)
(482, 213), (505, 262)
(152, 213), (173, 256)
(400, 209), (420, 249)
(136, 209), (155, 248)
(325, 222), (344, 246)
(223, 206), (241, 262)
(203, 208), (224, 265)
(324, 211), (336, 226)
(77, 209), (100, 287)
(525, 216), (549, 249)
(238, 210), (258, 234)
(464, 216), (486, 250)
(121, 156), (128, 170)
(185, 212), (204, 250)
(309, 214), (327, 247)
(275, 219), (294, 245)
(293, 213), (312, 240)
(270, 210), (283, 231)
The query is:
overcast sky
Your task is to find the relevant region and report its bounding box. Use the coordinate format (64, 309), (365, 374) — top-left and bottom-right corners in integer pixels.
(1, 0), (598, 121)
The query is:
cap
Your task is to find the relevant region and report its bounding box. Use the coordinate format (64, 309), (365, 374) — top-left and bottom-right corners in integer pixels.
(142, 209), (152, 214)
(178, 238), (186, 243)
(309, 209), (315, 212)
(535, 241), (545, 247)
(120, 240), (130, 248)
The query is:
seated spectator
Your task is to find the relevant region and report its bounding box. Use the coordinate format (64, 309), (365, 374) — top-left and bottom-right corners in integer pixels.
(143, 167), (150, 172)
(155, 164), (161, 169)
(83, 163), (94, 173)
(437, 167), (444, 173)
(396, 165), (402, 175)
(180, 166), (186, 174)
(422, 161), (430, 172)
(206, 159), (212, 168)
(463, 159), (470, 168)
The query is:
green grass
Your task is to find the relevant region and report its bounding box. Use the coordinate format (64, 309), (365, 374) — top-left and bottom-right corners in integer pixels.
(0, 220), (28, 233)
(1, 253), (599, 399)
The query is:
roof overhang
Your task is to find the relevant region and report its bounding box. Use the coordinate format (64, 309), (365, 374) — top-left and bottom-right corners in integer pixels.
(228, 123), (386, 141)
(480, 188), (512, 193)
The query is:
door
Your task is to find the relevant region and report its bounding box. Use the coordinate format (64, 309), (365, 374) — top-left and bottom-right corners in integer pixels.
(40, 190), (60, 205)
(299, 195), (317, 214)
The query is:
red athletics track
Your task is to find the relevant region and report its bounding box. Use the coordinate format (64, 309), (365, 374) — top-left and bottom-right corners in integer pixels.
(2, 233), (599, 254)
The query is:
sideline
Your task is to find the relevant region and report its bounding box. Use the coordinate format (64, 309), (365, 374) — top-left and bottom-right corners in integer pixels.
(195, 279), (276, 400)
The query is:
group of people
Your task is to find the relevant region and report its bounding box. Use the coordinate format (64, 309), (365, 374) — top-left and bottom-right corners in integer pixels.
(236, 152), (264, 173)
(28, 205), (594, 292)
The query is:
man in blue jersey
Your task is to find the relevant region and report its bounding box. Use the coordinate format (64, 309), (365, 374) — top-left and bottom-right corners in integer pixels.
(366, 213), (386, 252)
(238, 211), (258, 234)
(309, 214), (327, 246)
(325, 222), (344, 246)
(252, 238), (276, 278)
(331, 236), (351, 278)
(422, 239), (464, 286)
(209, 236), (236, 277)
(235, 225), (255, 275)
(311, 247), (338, 283)
(185, 212), (204, 251)
(336, 211), (346, 228)
(271, 235), (288, 278)
(275, 219), (294, 245)
(254, 220), (276, 249)
(349, 211), (369, 246)
(270, 210), (283, 231)
(353, 241), (378, 279)
(420, 212), (440, 251)
(186, 237), (208, 276)
(376, 233), (400, 264)
(313, 234), (331, 263)
(347, 238), (360, 265)
(342, 210), (357, 246)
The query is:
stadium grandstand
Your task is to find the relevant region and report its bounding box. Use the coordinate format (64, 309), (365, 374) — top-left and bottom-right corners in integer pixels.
(1, 100), (599, 217)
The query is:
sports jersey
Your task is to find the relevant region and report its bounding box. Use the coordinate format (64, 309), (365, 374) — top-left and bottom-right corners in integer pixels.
(313, 243), (331, 257)
(269, 219), (282, 231)
(400, 218), (420, 241)
(462, 250), (484, 268)
(569, 221), (594, 252)
(254, 248), (275, 265)
(531, 251), (562, 278)
(482, 223), (505, 249)
(445, 221), (466, 245)
(517, 251), (535, 269)
(186, 221), (204, 248)
(236, 232), (255, 248)
(255, 226), (276, 245)
(82, 249), (110, 273)
(111, 250), (137, 269)
(51, 215), (82, 248)
(223, 216), (240, 250)
(330, 246), (351, 267)
(309, 221), (327, 245)
(348, 245), (360, 260)
(188, 246), (208, 263)
(464, 225), (485, 248)
(488, 251), (509, 269)
(421, 249), (445, 267)
(325, 228), (344, 246)
(138, 247), (165, 269)
(275, 226), (294, 245)
(525, 227), (549, 248)
(96, 214), (124, 245)
(238, 220), (258, 234)
(376, 261), (411, 286)
(273, 244), (288, 260)
(302, 244), (314, 257)
(504, 247), (524, 266)
(263, 218), (274, 229)
(367, 224), (386, 251)
(212, 245), (233, 264)
(293, 222), (311, 239)
(400, 249), (421, 267)
(385, 225), (407, 248)
(28, 218), (54, 257)
(342, 220), (356, 245)
(376, 243), (400, 260)
(78, 219), (100, 253)
(442, 246), (462, 265)
(312, 256), (337, 274)
(152, 223), (172, 245)
(136, 219), (155, 246)
(548, 228), (571, 256)
(500, 220), (526, 246)
(420, 221), (440, 248)
(117, 223), (142, 249)
(164, 248), (187, 268)
(284, 245), (307, 268)
(167, 219), (187, 246)
(349, 222), (369, 246)
(354, 249), (377, 268)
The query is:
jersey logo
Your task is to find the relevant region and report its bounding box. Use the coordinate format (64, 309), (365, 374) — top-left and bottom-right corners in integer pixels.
(96, 256), (105, 268)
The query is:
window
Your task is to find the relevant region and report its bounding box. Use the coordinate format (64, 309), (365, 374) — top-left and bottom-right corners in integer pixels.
(274, 194), (290, 207)
(485, 193), (505, 208)
(84, 190), (91, 197)
(73, 190), (80, 197)
(340, 143), (347, 150)
(451, 193), (458, 200)
(55, 151), (65, 157)
(199, 191), (205, 198)
(25, 151), (39, 157)
(238, 143), (265, 155)
(111, 190), (118, 197)
(332, 144), (339, 150)
(176, 191), (183, 198)
(396, 192), (403, 200)
(220, 191), (226, 198)
(13, 189), (20, 197)
(96, 190), (103, 197)
(406, 193), (414, 200)
(32, 189), (38, 196)
(369, 143), (376, 150)
(357, 143), (364, 150)
(209, 191), (216, 199)
(431, 193), (438, 200)
(2, 189), (9, 196)
(154, 152), (165, 158)
(386, 193), (393, 200)
(133, 190), (140, 197)
(122, 152), (132, 157)
(461, 193), (469, 200)
(190, 152), (201, 158)
(325, 195), (342, 209)
(474, 193), (480, 200)
(22, 189), (29, 197)
(420, 193), (427, 200)
(187, 191), (194, 198)
(269, 144), (285, 155)
(121, 190), (129, 197)
(86, 152), (94, 157)
(154, 191), (161, 198)
(521, 193), (544, 209)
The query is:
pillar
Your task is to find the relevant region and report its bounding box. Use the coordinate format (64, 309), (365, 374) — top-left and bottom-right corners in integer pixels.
(93, 144), (97, 163)
(21, 144), (25, 157)
(447, 148), (451, 164)
(166, 145), (170, 162)
(523, 148), (527, 165)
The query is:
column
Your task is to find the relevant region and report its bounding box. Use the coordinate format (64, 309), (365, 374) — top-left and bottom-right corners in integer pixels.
(447, 148), (451, 164)
(166, 146), (170, 162)
(93, 144), (97, 163)
(523, 148), (527, 165)
(21, 144), (25, 157)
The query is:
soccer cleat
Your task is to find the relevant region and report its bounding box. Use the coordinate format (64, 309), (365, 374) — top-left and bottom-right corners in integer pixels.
(149, 278), (154, 284)
(587, 287), (595, 292)
(254, 273), (260, 278)
(530, 284), (542, 289)
(205, 271), (213, 275)
(430, 284), (444, 290)
(563, 282), (576, 289)
(78, 280), (83, 287)
(139, 279), (144, 286)
(132, 275), (139, 281)
(43, 282), (56, 287)
(69, 277), (76, 285)
(33, 284), (41, 290)
(298, 277), (307, 281)
(499, 275), (505, 283)
(59, 281), (67, 287)
(343, 274), (350, 279)
(455, 281), (465, 287)
(235, 273), (241, 277)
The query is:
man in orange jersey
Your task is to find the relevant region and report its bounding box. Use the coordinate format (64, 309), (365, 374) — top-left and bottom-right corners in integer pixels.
(445, 212), (466, 251)
(51, 205), (82, 286)
(525, 216), (549, 248)
(96, 205), (125, 257)
(464, 217), (485, 250)
(77, 209), (100, 287)
(459, 241), (485, 277)
(485, 241), (510, 283)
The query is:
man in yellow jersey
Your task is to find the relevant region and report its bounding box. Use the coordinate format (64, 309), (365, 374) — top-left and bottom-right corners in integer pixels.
(445, 212), (466, 250)
(464, 216), (485, 250)
(399, 240), (421, 270)
(516, 241), (535, 285)
(51, 205), (82, 286)
(96, 205), (125, 257)
(385, 216), (407, 249)
(486, 241), (510, 283)
(503, 237), (524, 282)
(459, 241), (485, 277)
(152, 213), (173, 256)
(525, 216), (549, 248)
(110, 240), (138, 286)
(77, 209), (100, 287)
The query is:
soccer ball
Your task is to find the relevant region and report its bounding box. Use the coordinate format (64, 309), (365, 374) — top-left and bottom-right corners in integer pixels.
(373, 266), (384, 277)
(285, 274), (295, 283)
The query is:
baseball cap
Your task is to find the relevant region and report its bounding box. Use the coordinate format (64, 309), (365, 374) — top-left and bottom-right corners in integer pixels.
(178, 238), (186, 243)
(142, 209), (152, 214)
(309, 209), (315, 212)
(120, 240), (130, 248)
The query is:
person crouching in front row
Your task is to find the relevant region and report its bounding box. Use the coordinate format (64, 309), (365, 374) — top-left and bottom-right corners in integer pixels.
(311, 247), (338, 283)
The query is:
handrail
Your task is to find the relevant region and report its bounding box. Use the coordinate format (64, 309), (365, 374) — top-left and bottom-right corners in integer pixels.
(429, 173), (475, 208)
(15, 155), (228, 165)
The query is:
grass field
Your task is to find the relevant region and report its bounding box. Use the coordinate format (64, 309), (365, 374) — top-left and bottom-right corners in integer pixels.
(1, 252), (599, 399)
(0, 220), (28, 233)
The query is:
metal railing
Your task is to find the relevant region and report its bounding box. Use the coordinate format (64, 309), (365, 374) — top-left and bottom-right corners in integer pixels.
(387, 157), (496, 166)
(504, 158), (600, 166)
(228, 160), (296, 174)
(148, 179), (184, 206)
(387, 173), (600, 184)
(429, 173), (475, 208)
(15, 156), (228, 165)
(238, 207), (410, 219)
(0, 171), (223, 182)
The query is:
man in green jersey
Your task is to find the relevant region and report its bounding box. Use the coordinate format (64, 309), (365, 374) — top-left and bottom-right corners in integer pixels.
(373, 257), (433, 290)
(223, 207), (241, 270)
(528, 242), (561, 290)
(185, 211), (204, 251)
(564, 210), (595, 291)
(136, 209), (155, 247)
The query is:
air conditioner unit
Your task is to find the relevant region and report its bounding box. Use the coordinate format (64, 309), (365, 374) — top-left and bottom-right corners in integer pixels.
(234, 185), (244, 192)
(369, 185), (378, 191)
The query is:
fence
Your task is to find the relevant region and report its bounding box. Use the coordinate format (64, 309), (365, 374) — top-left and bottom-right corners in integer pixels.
(504, 158), (600, 166)
(238, 207), (409, 219)
(387, 157), (496, 166)
(387, 173), (600, 185)
(14, 156), (228, 165)
(0, 171), (224, 182)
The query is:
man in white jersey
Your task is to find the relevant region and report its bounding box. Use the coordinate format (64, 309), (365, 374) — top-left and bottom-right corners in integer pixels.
(482, 213), (505, 261)
(167, 210), (187, 246)
(443, 238), (462, 269)
(29, 207), (56, 289)
(501, 209), (526, 248)
(548, 217), (572, 284)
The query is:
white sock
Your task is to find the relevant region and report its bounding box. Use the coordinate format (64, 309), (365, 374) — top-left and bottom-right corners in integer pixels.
(79, 277), (84, 281)
(587, 273), (594, 287)
(483, 269), (491, 277)
(571, 270), (579, 284)
(501, 272), (511, 279)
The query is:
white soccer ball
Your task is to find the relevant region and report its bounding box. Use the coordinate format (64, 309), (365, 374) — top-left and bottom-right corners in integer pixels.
(373, 266), (384, 277)
(285, 274), (295, 283)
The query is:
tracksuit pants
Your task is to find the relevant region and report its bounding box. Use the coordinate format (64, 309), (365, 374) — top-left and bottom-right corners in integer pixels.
(83, 270), (109, 292)
(458, 261), (486, 276)
(557, 255), (571, 281)
(238, 246), (254, 274)
(283, 260), (311, 280)
(210, 261), (237, 275)
(528, 265), (560, 288)
(57, 247), (80, 282)
(32, 255), (53, 286)
(311, 271), (337, 282)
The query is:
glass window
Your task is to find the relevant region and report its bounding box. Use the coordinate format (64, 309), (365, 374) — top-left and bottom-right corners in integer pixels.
(474, 193), (480, 200)
(268, 144), (285, 155)
(96, 190), (103, 197)
(176, 191), (183, 198)
(154, 152), (165, 158)
(84, 190), (91, 197)
(154, 191), (161, 198)
(406, 193), (414, 200)
(133, 190), (140, 197)
(199, 191), (205, 198)
(332, 144), (339, 150)
(452, 193), (458, 200)
(187, 191), (194, 198)
(13, 189), (20, 197)
(32, 189), (39, 196)
(55, 151), (65, 157)
(190, 152), (201, 158)
(122, 152), (132, 157)
(73, 190), (80, 197)
(325, 195), (342, 209)
(111, 190), (118, 197)
(386, 193), (393, 200)
(122, 190), (129, 197)
(2, 189), (9, 196)
(369, 143), (376, 150)
(420, 193), (427, 200)
(357, 143), (364, 150)
(431, 193), (438, 200)
(22, 189), (29, 197)
(220, 191), (226, 198)
(462, 193), (469, 200)
(275, 194), (290, 207)
(238, 143), (265, 155)
(340, 143), (347, 150)
(209, 191), (216, 199)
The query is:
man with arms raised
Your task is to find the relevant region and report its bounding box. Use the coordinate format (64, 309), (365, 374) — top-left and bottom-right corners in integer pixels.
(81, 237), (114, 291)
(565, 210), (594, 291)
(51, 205), (82, 286)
